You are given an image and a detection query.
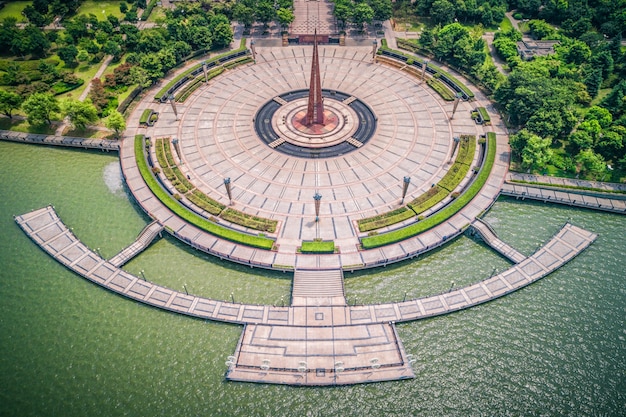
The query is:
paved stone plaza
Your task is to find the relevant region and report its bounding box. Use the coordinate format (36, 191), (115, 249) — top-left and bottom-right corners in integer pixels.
(140, 46), (491, 256)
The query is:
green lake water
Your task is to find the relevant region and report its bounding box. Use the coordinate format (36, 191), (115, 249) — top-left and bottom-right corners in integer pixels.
(0, 142), (624, 416)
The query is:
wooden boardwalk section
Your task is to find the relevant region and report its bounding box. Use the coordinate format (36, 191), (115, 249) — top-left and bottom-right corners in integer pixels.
(15, 206), (597, 386)
(501, 182), (626, 214)
(109, 221), (163, 267)
(470, 219), (526, 263)
(0, 130), (119, 151)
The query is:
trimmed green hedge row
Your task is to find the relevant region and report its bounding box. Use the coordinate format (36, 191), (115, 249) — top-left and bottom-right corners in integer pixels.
(427, 78), (455, 101)
(456, 135), (476, 166)
(221, 208), (278, 233)
(438, 162), (470, 192)
(135, 135), (275, 249)
(175, 67), (224, 102)
(477, 107), (491, 123)
(406, 185), (449, 215)
(360, 133), (496, 249)
(187, 190), (225, 216)
(357, 206), (416, 232)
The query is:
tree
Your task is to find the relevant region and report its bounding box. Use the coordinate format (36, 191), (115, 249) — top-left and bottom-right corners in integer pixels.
(103, 40), (123, 59)
(211, 21), (233, 49)
(351, 3), (374, 30)
(233, 3), (255, 28)
(22, 92), (59, 126)
(430, 0), (455, 25)
(576, 148), (606, 178)
(62, 99), (98, 129)
(23, 5), (47, 27)
(276, 7), (295, 30)
(255, 0), (276, 28)
(76, 49), (90, 63)
(129, 66), (152, 88)
(58, 45), (79, 66)
(0, 90), (24, 118)
(333, 1), (352, 29)
(526, 109), (564, 138)
(522, 134), (553, 170)
(370, 0), (392, 22)
(585, 106), (613, 129)
(105, 111), (126, 139)
(88, 79), (113, 114)
(584, 68), (603, 98)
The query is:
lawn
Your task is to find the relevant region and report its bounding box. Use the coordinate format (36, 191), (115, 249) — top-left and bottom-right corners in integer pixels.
(75, 1), (125, 20)
(59, 57), (105, 99)
(146, 6), (166, 23)
(0, 117), (56, 135)
(498, 16), (513, 31)
(0, 1), (32, 22)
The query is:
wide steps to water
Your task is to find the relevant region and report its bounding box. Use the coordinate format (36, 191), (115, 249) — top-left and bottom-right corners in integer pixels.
(292, 269), (345, 305)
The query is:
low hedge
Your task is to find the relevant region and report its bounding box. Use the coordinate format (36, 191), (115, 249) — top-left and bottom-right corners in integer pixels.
(456, 135), (476, 166)
(361, 133), (496, 249)
(134, 135), (275, 250)
(357, 207), (416, 232)
(438, 162), (470, 192)
(187, 190), (224, 216)
(300, 240), (335, 253)
(221, 208), (278, 233)
(427, 78), (455, 101)
(407, 185), (449, 214)
(140, 0), (156, 20)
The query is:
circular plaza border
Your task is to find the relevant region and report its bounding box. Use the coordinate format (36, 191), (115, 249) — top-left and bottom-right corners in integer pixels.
(127, 45), (509, 269)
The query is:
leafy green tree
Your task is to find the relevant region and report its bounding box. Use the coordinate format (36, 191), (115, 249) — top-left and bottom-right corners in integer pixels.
(188, 26), (212, 50)
(333, 1), (352, 29)
(58, 45), (79, 66)
(22, 92), (59, 126)
(33, 0), (49, 14)
(351, 3), (374, 29)
(584, 68), (602, 98)
(601, 80), (626, 116)
(23, 5), (47, 27)
(76, 49), (90, 63)
(276, 7), (295, 30)
(526, 109), (564, 138)
(369, 0), (392, 22)
(211, 21), (233, 49)
(129, 66), (152, 88)
(103, 40), (123, 59)
(576, 148), (606, 178)
(0, 90), (24, 119)
(585, 106), (613, 129)
(233, 3), (255, 28)
(255, 0), (276, 27)
(430, 0), (455, 25)
(596, 129), (624, 159)
(522, 133), (553, 170)
(559, 40), (591, 65)
(62, 99), (99, 130)
(137, 30), (166, 53)
(120, 2), (129, 13)
(528, 20), (556, 39)
(569, 130), (594, 151)
(105, 111), (127, 139)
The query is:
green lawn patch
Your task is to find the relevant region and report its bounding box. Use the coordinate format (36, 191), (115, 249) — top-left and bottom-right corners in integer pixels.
(74, 1), (125, 20)
(139, 108), (153, 125)
(134, 135), (275, 250)
(427, 77), (455, 100)
(361, 133), (496, 249)
(477, 107), (491, 124)
(357, 207), (416, 232)
(0, 117), (55, 135)
(0, 1), (31, 22)
(300, 240), (335, 253)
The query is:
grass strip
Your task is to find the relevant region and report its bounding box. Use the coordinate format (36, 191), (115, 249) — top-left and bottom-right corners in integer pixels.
(134, 135), (274, 250)
(361, 133), (496, 249)
(300, 240), (335, 253)
(139, 109), (152, 125)
(186, 190), (225, 216)
(426, 78), (455, 100)
(477, 107), (491, 123)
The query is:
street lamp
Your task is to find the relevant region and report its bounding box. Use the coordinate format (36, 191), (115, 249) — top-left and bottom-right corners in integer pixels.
(314, 192), (322, 222)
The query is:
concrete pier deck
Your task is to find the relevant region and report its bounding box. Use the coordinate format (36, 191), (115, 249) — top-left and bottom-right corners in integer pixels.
(15, 206), (596, 385)
(501, 183), (626, 214)
(1, 130), (119, 151)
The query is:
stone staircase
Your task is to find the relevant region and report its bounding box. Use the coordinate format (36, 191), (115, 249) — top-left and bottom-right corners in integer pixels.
(292, 269), (346, 306)
(109, 221), (163, 267)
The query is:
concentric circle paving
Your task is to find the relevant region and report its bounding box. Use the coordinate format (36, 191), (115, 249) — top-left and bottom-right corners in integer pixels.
(169, 46), (487, 250)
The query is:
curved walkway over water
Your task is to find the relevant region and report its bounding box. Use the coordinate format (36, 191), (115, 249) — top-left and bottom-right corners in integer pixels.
(15, 206), (596, 385)
(0, 129), (119, 151)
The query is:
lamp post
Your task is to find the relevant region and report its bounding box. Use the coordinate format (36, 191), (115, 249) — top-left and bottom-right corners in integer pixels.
(224, 177), (232, 204)
(171, 137), (182, 164)
(401, 176), (411, 203)
(168, 93), (178, 120)
(372, 39), (378, 59)
(202, 61), (208, 83)
(313, 192), (322, 222)
(250, 40), (256, 61)
(421, 60), (428, 81)
(451, 92), (462, 119)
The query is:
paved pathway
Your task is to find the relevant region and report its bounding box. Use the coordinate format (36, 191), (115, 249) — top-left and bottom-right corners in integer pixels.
(125, 45), (509, 269)
(109, 221), (163, 267)
(508, 172), (626, 193)
(291, 0), (336, 35)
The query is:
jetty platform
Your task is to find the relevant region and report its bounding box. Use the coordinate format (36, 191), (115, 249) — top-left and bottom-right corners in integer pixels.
(15, 206), (597, 385)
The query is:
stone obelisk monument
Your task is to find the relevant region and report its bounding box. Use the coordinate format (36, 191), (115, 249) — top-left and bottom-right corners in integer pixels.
(302, 31), (325, 126)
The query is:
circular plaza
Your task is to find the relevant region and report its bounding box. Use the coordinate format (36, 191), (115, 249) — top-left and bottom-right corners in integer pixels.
(126, 45), (508, 268)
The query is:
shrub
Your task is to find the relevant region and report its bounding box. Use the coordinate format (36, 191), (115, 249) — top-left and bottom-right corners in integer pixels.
(221, 208), (278, 232)
(407, 186), (449, 214)
(357, 207), (416, 232)
(300, 240), (335, 253)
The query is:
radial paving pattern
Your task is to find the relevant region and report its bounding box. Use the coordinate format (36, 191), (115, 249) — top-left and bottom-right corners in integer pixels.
(168, 46), (484, 250)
